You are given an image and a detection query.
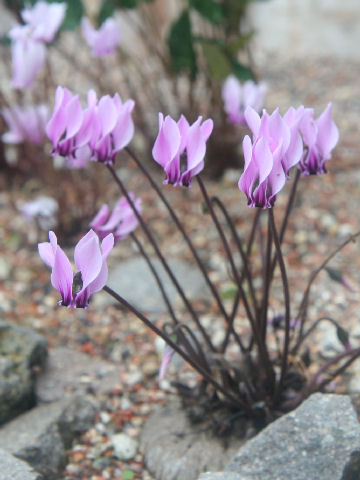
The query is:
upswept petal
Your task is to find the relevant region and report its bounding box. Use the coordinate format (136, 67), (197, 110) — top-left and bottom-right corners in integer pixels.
(222, 75), (242, 116)
(11, 36), (46, 89)
(98, 95), (118, 136)
(152, 113), (181, 169)
(316, 103), (339, 157)
(90, 204), (110, 230)
(112, 99), (135, 151)
(244, 106), (261, 137)
(177, 115), (190, 155)
(85, 233), (114, 298)
(74, 230), (103, 293)
(51, 243), (73, 306)
(201, 118), (214, 142)
(38, 242), (55, 267)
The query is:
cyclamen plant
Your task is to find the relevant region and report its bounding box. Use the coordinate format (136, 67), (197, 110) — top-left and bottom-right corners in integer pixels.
(39, 85), (360, 425)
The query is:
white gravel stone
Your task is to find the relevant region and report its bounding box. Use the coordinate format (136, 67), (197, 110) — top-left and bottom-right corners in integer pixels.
(111, 433), (138, 460)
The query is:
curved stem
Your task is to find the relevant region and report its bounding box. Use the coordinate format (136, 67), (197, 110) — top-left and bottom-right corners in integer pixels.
(103, 285), (250, 409)
(294, 231), (360, 353)
(130, 232), (177, 325)
(292, 316), (350, 354)
(106, 164), (215, 352)
(124, 147), (234, 348)
(197, 176), (273, 379)
(269, 209), (291, 404)
(211, 196), (258, 314)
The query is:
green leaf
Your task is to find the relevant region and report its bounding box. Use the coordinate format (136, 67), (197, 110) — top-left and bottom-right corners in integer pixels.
(221, 284), (238, 300)
(336, 326), (350, 349)
(201, 41), (232, 79)
(122, 471), (135, 480)
(189, 0), (224, 24)
(114, 0), (154, 8)
(98, 0), (115, 24)
(168, 9), (197, 80)
(226, 31), (254, 55)
(48, 0), (83, 30)
(231, 60), (253, 81)
(3, 0), (83, 30)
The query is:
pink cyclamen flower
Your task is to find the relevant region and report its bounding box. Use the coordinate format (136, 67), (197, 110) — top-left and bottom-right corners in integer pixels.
(21, 1), (66, 43)
(2, 104), (49, 145)
(152, 113), (213, 187)
(90, 194), (142, 243)
(222, 75), (266, 125)
(159, 344), (175, 380)
(9, 25), (47, 89)
(20, 196), (58, 230)
(46, 86), (135, 166)
(8, 2), (66, 89)
(38, 230), (114, 308)
(81, 17), (121, 57)
(239, 106), (305, 208)
(299, 103), (339, 175)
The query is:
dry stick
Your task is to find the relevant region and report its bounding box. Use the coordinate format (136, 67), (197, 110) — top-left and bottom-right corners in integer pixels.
(221, 208), (261, 353)
(293, 231), (360, 354)
(106, 164), (216, 352)
(269, 209), (291, 405)
(124, 147), (241, 351)
(103, 285), (250, 410)
(197, 176), (274, 380)
(211, 196), (258, 315)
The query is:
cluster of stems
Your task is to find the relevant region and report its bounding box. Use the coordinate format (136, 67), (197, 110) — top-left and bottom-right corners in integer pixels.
(103, 147), (360, 415)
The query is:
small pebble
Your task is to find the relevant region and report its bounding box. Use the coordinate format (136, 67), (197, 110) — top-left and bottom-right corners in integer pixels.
(111, 433), (138, 460)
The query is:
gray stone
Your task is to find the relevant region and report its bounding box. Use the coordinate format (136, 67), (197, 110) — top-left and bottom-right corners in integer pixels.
(36, 347), (123, 402)
(224, 393), (360, 480)
(108, 257), (210, 313)
(0, 396), (97, 479)
(141, 400), (244, 480)
(111, 433), (138, 460)
(0, 448), (43, 480)
(199, 474), (243, 480)
(0, 321), (47, 424)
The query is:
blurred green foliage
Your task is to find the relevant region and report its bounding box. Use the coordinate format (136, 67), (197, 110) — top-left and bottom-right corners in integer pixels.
(4, 0), (84, 31)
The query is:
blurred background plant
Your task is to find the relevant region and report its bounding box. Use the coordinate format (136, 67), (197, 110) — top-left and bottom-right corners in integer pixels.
(0, 0), (269, 234)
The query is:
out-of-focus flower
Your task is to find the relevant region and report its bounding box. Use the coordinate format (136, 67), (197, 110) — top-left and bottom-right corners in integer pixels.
(159, 344), (175, 380)
(19, 196), (58, 230)
(299, 103), (339, 175)
(90, 194), (142, 242)
(9, 25), (47, 89)
(21, 1), (66, 43)
(2, 104), (49, 145)
(38, 230), (114, 308)
(152, 113), (213, 187)
(8, 1), (66, 89)
(46, 87), (135, 166)
(222, 76), (266, 125)
(81, 17), (121, 57)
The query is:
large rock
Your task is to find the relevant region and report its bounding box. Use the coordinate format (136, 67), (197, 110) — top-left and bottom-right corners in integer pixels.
(217, 393), (360, 480)
(0, 321), (47, 424)
(141, 399), (244, 480)
(0, 395), (97, 479)
(36, 347), (123, 403)
(0, 448), (43, 480)
(108, 257), (210, 313)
